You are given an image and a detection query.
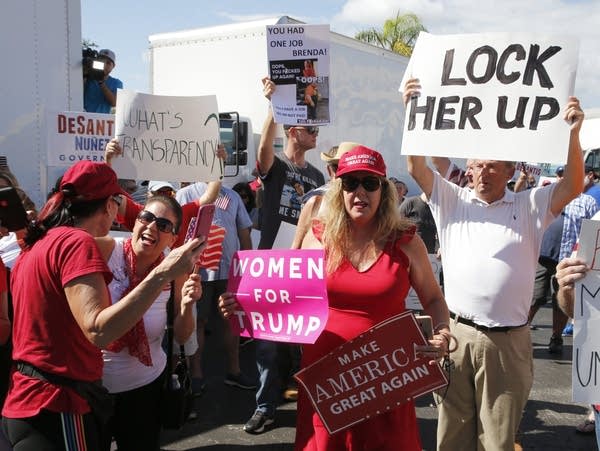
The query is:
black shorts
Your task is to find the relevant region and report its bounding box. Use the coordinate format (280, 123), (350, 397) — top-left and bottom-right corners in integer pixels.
(531, 259), (558, 308)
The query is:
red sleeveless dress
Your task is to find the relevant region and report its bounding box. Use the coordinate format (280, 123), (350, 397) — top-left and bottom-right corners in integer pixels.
(295, 223), (421, 451)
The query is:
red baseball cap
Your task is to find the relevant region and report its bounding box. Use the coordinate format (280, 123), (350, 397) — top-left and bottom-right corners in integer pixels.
(336, 145), (386, 177)
(60, 161), (123, 201)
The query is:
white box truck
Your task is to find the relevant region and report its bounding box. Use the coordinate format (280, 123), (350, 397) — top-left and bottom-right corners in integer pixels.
(0, 0), (83, 207)
(148, 16), (416, 192)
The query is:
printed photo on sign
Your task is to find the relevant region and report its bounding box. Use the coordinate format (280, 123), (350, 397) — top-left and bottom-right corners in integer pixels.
(400, 32), (579, 163)
(226, 249), (328, 344)
(295, 312), (448, 435)
(113, 89), (223, 182)
(267, 24), (331, 125)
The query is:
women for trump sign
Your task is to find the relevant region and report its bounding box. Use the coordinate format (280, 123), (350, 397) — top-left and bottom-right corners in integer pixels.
(226, 249), (328, 344)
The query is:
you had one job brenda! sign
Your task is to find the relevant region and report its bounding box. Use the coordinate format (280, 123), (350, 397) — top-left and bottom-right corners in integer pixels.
(401, 32), (578, 164)
(226, 249), (328, 344)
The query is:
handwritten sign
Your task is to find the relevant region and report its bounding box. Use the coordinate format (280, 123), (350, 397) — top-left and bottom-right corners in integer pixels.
(46, 111), (113, 166)
(295, 312), (448, 435)
(572, 219), (600, 403)
(113, 90), (223, 182)
(267, 24), (331, 125)
(401, 32), (579, 163)
(226, 249), (328, 343)
(405, 254), (441, 310)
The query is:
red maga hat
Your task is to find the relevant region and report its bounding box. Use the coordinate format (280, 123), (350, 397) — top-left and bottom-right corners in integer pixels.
(60, 161), (123, 201)
(336, 145), (386, 177)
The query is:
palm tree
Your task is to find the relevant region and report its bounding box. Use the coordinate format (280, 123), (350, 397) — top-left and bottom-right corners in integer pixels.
(355, 12), (426, 57)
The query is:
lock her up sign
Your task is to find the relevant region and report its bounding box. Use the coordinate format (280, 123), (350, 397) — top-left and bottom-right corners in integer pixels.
(400, 32), (579, 164)
(226, 249), (328, 344)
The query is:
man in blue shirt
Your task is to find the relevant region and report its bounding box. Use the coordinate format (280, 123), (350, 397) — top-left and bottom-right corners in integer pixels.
(84, 49), (123, 113)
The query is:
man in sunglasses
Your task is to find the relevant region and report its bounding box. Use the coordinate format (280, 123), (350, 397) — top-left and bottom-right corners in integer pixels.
(404, 78), (586, 450)
(257, 78), (325, 249)
(240, 77), (326, 434)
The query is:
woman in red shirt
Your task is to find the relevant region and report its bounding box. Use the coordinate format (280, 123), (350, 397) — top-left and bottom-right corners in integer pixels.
(2, 161), (205, 451)
(220, 146), (453, 449)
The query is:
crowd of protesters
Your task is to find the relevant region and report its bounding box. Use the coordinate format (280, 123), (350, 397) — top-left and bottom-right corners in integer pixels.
(0, 68), (595, 451)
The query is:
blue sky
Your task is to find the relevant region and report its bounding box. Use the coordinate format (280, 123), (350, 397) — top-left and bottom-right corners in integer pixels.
(82, 0), (600, 109)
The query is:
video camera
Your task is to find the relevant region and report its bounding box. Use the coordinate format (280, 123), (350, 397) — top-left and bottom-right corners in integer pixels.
(82, 47), (105, 81)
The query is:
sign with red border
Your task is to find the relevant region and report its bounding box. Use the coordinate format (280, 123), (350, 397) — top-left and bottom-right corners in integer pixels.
(294, 311), (448, 434)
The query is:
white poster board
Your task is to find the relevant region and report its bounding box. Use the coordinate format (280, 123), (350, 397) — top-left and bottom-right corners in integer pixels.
(572, 219), (600, 403)
(400, 32), (579, 164)
(113, 90), (223, 182)
(405, 254), (442, 311)
(267, 24), (330, 125)
(46, 111), (114, 166)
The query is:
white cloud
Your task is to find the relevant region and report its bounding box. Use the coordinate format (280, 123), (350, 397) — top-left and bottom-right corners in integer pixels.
(331, 0), (600, 107)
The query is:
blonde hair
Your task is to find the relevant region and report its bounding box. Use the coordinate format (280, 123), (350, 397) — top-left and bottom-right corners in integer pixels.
(319, 177), (414, 274)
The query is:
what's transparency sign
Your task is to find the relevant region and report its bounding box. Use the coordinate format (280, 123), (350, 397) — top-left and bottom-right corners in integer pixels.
(295, 312), (448, 434)
(226, 249), (328, 343)
(46, 111), (114, 166)
(113, 90), (223, 182)
(571, 219), (600, 403)
(400, 32), (579, 163)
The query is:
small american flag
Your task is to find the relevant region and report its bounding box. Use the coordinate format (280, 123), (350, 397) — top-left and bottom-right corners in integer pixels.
(197, 224), (226, 270)
(214, 193), (231, 211)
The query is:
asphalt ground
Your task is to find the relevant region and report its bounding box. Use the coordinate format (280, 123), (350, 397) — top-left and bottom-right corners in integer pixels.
(159, 304), (598, 451)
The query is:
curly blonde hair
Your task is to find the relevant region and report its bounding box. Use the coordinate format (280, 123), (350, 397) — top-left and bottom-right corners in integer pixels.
(319, 177), (414, 274)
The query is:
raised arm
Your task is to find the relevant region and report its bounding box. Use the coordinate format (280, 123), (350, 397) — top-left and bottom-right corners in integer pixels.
(199, 144), (226, 204)
(430, 157), (452, 177)
(513, 169), (529, 193)
(65, 238), (205, 348)
(550, 97), (585, 216)
(257, 77), (277, 175)
(199, 180), (221, 205)
(103, 138), (128, 216)
(403, 78), (435, 197)
(174, 272), (202, 344)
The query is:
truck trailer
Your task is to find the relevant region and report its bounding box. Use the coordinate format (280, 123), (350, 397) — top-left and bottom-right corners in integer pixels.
(148, 16), (415, 192)
(1, 0), (83, 207)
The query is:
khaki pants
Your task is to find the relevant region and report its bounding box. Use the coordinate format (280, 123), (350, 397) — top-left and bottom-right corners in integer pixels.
(436, 319), (533, 451)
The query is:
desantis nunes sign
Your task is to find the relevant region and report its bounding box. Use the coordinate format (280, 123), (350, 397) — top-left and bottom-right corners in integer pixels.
(295, 312), (448, 435)
(226, 249), (328, 344)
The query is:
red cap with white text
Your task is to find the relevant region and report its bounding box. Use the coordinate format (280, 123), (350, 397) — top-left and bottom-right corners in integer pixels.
(336, 145), (386, 177)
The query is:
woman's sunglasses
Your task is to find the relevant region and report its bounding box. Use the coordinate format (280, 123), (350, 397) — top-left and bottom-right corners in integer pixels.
(136, 210), (176, 234)
(341, 175), (382, 192)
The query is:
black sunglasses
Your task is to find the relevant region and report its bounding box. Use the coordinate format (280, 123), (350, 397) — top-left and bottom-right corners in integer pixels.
(293, 126), (319, 135)
(136, 210), (176, 234)
(341, 175), (382, 192)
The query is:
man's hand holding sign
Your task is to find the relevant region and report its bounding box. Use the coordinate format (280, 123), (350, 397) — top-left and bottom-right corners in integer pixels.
(400, 32), (579, 164)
